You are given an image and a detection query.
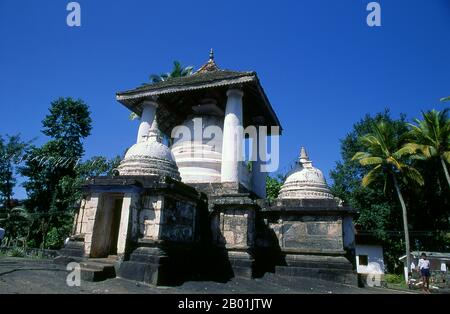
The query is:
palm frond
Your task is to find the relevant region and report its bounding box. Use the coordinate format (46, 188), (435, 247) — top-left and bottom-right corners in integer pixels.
(443, 151), (450, 164)
(361, 165), (382, 187)
(351, 151), (371, 161)
(402, 165), (424, 186)
(395, 143), (430, 158)
(386, 156), (402, 171)
(359, 156), (383, 166)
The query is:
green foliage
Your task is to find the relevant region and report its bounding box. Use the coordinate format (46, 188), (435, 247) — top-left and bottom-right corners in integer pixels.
(45, 227), (64, 250)
(41, 97), (92, 158)
(384, 273), (404, 284)
(331, 109), (450, 273)
(8, 247), (26, 257)
(17, 97), (95, 250)
(149, 61), (193, 83)
(405, 108), (450, 187)
(133, 61), (194, 119)
(330, 111), (408, 244)
(352, 117), (422, 272)
(0, 135), (30, 245)
(266, 175), (283, 201)
(18, 98), (92, 250)
(0, 135), (29, 209)
(17, 96), (121, 250)
(1, 205), (31, 244)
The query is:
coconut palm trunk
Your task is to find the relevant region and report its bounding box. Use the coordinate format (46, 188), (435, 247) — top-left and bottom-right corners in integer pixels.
(440, 156), (450, 188)
(392, 174), (411, 277)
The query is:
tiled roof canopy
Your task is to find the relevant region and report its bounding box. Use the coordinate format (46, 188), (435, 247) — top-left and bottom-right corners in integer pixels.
(116, 51), (282, 135)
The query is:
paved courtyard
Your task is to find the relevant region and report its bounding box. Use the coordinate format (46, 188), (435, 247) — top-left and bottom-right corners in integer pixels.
(0, 257), (408, 294)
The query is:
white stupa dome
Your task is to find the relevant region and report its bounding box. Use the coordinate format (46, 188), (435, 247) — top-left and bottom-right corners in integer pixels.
(117, 129), (180, 180)
(278, 147), (334, 200)
(125, 140), (175, 161)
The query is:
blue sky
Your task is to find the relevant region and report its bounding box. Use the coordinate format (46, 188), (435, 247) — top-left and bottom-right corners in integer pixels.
(1, 0), (450, 199)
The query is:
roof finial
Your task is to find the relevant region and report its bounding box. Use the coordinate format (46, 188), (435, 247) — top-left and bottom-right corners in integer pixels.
(299, 147), (312, 167)
(300, 147), (308, 160)
(195, 49), (219, 74)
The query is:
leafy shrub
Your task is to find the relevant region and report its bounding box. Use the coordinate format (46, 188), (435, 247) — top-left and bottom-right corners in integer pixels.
(45, 227), (65, 250)
(8, 247), (26, 257)
(384, 273), (404, 284)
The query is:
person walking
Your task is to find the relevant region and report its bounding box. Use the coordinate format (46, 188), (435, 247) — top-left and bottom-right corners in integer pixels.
(418, 253), (431, 293)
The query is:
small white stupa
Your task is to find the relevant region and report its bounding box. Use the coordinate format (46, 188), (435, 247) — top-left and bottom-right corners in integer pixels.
(117, 110), (180, 180)
(278, 147), (334, 200)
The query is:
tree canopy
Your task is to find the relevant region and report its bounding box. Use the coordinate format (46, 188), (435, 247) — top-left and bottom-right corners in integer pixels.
(331, 110), (450, 273)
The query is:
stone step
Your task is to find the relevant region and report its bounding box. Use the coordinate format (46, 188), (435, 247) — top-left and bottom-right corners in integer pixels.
(58, 248), (84, 257)
(81, 267), (110, 282)
(87, 258), (117, 266)
(80, 259), (116, 282)
(53, 255), (83, 265)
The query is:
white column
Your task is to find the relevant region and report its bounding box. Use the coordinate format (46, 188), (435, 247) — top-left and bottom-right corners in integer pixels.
(252, 132), (267, 198)
(136, 100), (158, 143)
(221, 89), (244, 183)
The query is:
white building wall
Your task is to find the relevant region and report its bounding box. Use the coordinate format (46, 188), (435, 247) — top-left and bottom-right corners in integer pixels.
(355, 244), (385, 274)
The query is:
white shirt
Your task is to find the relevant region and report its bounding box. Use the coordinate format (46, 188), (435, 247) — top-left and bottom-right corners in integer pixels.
(418, 258), (430, 270)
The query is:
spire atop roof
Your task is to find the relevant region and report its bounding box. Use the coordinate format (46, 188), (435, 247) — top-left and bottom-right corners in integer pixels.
(195, 48), (220, 74)
(299, 147), (313, 168)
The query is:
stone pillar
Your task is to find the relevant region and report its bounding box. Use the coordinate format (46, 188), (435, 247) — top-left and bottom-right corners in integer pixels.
(221, 89), (244, 183)
(116, 193), (139, 257)
(211, 194), (257, 279)
(251, 132), (267, 198)
(136, 100), (158, 143)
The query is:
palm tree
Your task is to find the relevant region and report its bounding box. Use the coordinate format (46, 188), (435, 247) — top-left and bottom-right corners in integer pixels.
(149, 61), (193, 83)
(403, 109), (450, 188)
(352, 121), (424, 276)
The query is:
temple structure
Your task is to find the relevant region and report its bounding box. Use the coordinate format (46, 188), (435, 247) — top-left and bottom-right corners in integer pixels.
(55, 51), (357, 286)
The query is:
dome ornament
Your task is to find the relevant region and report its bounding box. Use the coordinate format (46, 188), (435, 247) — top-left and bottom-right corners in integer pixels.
(279, 147), (334, 200)
(299, 146), (312, 168)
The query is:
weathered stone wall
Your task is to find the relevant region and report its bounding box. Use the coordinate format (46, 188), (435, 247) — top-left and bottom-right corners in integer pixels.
(137, 195), (197, 243)
(139, 195), (164, 240)
(77, 193), (100, 256)
(211, 208), (255, 249)
(160, 196), (197, 242)
(268, 215), (344, 252)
